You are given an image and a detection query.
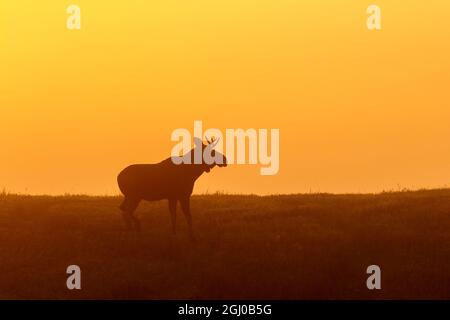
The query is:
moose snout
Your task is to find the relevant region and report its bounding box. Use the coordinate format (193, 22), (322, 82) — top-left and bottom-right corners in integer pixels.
(219, 155), (228, 167)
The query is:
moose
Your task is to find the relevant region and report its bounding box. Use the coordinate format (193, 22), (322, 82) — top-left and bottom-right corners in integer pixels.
(117, 137), (227, 240)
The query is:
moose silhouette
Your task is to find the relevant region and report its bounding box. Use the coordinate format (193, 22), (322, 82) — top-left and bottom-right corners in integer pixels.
(117, 137), (227, 240)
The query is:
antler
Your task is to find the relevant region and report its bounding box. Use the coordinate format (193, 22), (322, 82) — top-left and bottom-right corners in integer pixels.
(210, 137), (219, 148)
(205, 136), (219, 148)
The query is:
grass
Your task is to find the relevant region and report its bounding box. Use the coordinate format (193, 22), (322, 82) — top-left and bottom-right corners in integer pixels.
(1, 189), (450, 299)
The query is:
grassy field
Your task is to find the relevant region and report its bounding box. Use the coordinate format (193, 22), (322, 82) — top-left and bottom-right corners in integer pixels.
(1, 189), (450, 299)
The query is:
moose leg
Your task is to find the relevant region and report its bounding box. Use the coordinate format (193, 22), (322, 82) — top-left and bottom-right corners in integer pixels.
(168, 199), (177, 235)
(119, 197), (133, 230)
(120, 196), (141, 231)
(180, 197), (194, 241)
(131, 212), (141, 232)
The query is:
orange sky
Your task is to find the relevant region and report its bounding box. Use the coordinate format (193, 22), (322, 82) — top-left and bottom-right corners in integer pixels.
(1, 1), (449, 195)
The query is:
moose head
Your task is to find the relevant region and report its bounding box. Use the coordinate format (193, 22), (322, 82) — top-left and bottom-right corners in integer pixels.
(200, 136), (227, 172)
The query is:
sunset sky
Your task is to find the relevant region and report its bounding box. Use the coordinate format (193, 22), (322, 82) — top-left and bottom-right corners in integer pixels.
(1, 1), (449, 195)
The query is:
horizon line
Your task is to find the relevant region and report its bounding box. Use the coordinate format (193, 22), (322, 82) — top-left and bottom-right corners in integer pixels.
(2, 187), (449, 198)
